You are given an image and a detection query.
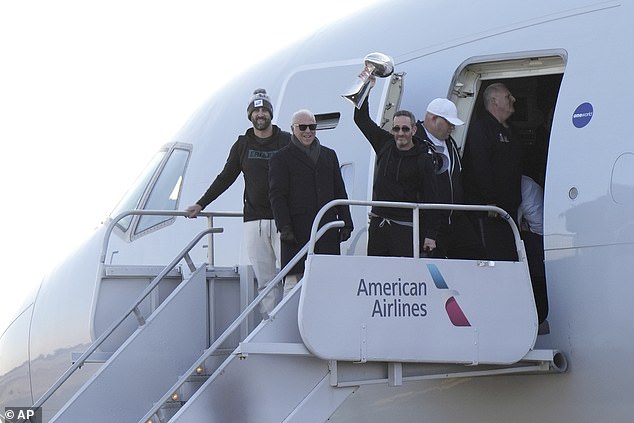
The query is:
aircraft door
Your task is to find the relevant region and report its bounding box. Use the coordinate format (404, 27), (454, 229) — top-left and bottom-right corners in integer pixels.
(448, 54), (565, 158)
(447, 53), (565, 327)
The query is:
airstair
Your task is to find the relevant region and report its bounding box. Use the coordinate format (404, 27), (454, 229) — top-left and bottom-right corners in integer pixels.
(35, 203), (567, 423)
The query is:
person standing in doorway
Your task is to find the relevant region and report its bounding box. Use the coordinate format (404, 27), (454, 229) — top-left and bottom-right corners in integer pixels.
(518, 174), (549, 328)
(462, 82), (522, 261)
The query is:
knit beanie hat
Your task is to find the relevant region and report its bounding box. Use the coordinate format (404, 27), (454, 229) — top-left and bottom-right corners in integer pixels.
(246, 88), (274, 120)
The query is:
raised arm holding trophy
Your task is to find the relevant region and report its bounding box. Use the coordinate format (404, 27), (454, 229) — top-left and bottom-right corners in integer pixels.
(349, 52), (441, 257)
(342, 52), (395, 108)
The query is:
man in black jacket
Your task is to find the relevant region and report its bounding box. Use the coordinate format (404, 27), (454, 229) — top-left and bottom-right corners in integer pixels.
(269, 109), (353, 295)
(462, 82), (522, 261)
(185, 88), (290, 317)
(353, 80), (439, 257)
(416, 98), (484, 259)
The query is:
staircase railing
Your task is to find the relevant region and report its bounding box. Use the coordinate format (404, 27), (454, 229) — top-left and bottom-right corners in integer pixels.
(139, 221), (344, 423)
(30, 201), (524, 421)
(309, 199), (526, 261)
(141, 200), (525, 423)
(31, 209), (238, 413)
(100, 209), (243, 267)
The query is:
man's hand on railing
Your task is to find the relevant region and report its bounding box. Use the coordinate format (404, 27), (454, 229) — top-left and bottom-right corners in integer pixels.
(339, 227), (352, 242)
(280, 225), (298, 245)
(185, 204), (203, 218)
(422, 237), (436, 254)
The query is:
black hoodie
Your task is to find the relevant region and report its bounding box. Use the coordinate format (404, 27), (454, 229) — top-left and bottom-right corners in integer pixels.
(354, 98), (440, 239)
(196, 125), (291, 221)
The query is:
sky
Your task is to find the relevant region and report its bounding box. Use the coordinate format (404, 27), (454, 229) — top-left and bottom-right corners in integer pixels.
(0, 0), (382, 333)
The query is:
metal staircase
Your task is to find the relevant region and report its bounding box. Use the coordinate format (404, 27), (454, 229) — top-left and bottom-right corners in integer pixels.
(33, 203), (568, 423)
(137, 222), (345, 423)
(51, 265), (209, 422)
(143, 263), (566, 423)
(156, 287), (357, 423)
(50, 262), (566, 422)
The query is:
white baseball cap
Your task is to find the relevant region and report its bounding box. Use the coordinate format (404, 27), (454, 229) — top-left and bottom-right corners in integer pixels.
(426, 98), (464, 126)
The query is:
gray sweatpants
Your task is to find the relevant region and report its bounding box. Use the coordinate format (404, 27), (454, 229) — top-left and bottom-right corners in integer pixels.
(244, 219), (281, 316)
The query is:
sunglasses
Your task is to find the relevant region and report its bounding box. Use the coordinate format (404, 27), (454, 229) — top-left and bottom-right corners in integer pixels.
(294, 123), (317, 131)
(391, 125), (411, 133)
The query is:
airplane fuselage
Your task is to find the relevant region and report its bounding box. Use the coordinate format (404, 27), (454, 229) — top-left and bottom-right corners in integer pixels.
(2, 0), (633, 421)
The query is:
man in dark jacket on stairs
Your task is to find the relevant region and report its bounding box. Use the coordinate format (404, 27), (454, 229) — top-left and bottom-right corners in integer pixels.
(269, 109), (353, 296)
(185, 88), (290, 318)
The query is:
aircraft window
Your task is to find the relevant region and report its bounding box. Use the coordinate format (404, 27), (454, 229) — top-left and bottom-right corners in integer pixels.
(136, 148), (190, 235)
(315, 112), (341, 130)
(110, 151), (166, 231)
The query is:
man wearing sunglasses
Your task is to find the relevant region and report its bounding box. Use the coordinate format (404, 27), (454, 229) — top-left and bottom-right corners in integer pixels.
(415, 98), (485, 260)
(185, 88), (290, 319)
(353, 79), (440, 257)
(269, 109), (353, 296)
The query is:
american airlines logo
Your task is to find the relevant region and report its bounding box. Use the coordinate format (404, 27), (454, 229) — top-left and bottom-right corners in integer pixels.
(426, 263), (471, 327)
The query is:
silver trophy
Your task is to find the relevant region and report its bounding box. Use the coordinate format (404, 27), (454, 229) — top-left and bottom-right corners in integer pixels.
(342, 52), (394, 108)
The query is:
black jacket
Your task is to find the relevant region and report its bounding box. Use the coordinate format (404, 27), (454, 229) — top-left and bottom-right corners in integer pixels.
(462, 111), (522, 216)
(196, 125), (291, 221)
(415, 121), (465, 222)
(268, 138), (353, 274)
(354, 98), (440, 239)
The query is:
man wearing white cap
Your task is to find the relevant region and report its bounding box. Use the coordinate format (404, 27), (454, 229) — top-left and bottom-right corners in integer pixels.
(415, 98), (484, 259)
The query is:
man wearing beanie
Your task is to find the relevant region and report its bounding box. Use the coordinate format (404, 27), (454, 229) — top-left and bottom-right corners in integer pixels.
(185, 88), (290, 318)
(415, 98), (484, 260)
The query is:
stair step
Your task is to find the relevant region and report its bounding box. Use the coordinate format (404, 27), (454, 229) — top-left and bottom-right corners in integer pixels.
(234, 342), (311, 357)
(157, 401), (181, 422)
(71, 351), (113, 364)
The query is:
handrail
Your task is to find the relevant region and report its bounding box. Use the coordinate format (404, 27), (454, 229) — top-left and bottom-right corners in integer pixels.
(309, 199), (526, 262)
(142, 200), (524, 421)
(139, 221), (343, 423)
(33, 215), (226, 411)
(36, 202), (523, 420)
(100, 209), (242, 266)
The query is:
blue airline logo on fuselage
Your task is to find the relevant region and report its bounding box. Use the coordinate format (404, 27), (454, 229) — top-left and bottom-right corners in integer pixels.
(573, 102), (593, 128)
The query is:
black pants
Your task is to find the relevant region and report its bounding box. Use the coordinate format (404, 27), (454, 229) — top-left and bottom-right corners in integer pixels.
(434, 213), (485, 260)
(368, 216), (416, 257)
(472, 215), (519, 261)
(522, 230), (549, 324)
